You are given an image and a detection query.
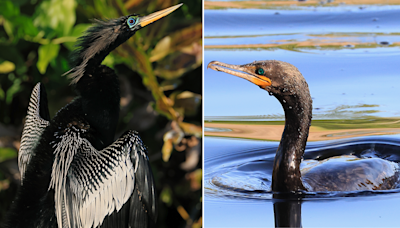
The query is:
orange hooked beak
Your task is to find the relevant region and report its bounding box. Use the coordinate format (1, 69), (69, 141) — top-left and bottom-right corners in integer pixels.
(207, 61), (272, 89)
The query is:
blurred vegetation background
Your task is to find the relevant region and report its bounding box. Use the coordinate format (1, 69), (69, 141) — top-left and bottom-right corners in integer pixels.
(0, 0), (202, 227)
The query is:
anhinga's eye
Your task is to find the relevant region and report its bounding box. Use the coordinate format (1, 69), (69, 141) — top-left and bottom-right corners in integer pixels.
(127, 16), (139, 28)
(256, 68), (264, 75)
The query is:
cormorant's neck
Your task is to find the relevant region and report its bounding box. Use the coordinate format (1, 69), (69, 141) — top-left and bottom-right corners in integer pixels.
(75, 65), (121, 149)
(272, 89), (312, 193)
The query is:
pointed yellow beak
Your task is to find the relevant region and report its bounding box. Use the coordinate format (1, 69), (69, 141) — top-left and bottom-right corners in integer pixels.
(139, 3), (183, 27)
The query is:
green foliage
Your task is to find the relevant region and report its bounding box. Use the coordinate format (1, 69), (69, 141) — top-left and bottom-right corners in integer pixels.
(37, 43), (60, 74)
(160, 186), (173, 207)
(33, 0), (77, 37)
(5, 74), (21, 104)
(0, 148), (17, 163)
(0, 61), (15, 74)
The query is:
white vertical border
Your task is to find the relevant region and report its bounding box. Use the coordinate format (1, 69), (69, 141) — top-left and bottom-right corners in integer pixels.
(201, 0), (205, 227)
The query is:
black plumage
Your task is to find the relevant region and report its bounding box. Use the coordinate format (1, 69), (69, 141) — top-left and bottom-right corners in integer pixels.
(6, 4), (182, 228)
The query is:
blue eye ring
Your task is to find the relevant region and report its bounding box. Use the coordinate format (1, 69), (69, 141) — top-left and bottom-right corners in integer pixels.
(127, 16), (139, 28)
(256, 68), (264, 75)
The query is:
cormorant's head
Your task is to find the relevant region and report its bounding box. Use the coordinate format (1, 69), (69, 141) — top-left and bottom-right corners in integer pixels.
(66, 3), (182, 84)
(208, 60), (312, 115)
(207, 60), (308, 97)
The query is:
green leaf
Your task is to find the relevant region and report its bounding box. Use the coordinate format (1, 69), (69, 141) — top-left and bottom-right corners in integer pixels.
(5, 76), (21, 104)
(2, 15), (39, 41)
(16, 15), (39, 37)
(160, 186), (173, 207)
(37, 43), (60, 74)
(0, 1), (39, 41)
(34, 0), (77, 37)
(2, 20), (14, 40)
(0, 61), (15, 74)
(0, 0), (20, 18)
(0, 87), (4, 100)
(0, 148), (18, 163)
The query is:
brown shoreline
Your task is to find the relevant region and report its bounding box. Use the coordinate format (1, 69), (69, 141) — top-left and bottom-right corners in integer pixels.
(205, 0), (400, 9)
(205, 41), (400, 49)
(205, 123), (400, 141)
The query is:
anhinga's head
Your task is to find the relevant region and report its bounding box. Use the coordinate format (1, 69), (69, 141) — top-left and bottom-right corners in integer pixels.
(66, 3), (182, 84)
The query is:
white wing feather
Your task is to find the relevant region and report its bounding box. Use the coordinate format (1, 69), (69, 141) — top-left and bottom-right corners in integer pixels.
(19, 83), (50, 183)
(50, 129), (148, 228)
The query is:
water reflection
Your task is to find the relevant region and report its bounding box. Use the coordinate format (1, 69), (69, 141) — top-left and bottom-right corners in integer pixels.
(206, 33), (400, 50)
(273, 197), (302, 228)
(205, 127), (232, 132)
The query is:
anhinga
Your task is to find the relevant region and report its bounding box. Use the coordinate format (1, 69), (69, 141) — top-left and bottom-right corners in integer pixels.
(208, 60), (400, 193)
(6, 4), (182, 228)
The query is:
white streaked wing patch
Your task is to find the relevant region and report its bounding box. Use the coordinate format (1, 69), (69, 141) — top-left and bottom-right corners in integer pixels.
(18, 82), (50, 184)
(50, 129), (147, 228)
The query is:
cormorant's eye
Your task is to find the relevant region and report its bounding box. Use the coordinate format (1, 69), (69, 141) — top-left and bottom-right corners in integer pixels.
(256, 68), (264, 75)
(127, 16), (139, 28)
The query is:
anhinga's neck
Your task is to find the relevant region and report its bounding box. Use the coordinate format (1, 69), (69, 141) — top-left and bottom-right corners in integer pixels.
(272, 88), (312, 193)
(75, 65), (121, 150)
(66, 18), (133, 148)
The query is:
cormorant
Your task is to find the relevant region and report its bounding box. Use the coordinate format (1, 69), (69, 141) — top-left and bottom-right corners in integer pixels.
(7, 4), (182, 228)
(208, 60), (400, 193)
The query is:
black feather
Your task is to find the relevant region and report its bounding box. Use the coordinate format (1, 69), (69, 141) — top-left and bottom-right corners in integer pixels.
(38, 83), (51, 121)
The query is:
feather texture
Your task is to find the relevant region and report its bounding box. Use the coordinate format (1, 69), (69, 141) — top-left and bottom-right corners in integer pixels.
(49, 123), (155, 228)
(18, 83), (50, 183)
(64, 17), (134, 85)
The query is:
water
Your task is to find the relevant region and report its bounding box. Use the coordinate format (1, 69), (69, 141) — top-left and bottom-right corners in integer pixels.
(204, 2), (400, 227)
(205, 135), (400, 195)
(204, 136), (400, 227)
(204, 7), (400, 118)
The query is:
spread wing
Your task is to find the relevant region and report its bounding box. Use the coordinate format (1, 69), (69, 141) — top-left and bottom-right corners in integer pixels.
(50, 129), (157, 228)
(19, 82), (50, 183)
(128, 136), (157, 228)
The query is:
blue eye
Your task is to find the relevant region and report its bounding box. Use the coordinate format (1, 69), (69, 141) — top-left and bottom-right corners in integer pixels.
(127, 16), (138, 28)
(256, 68), (264, 75)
